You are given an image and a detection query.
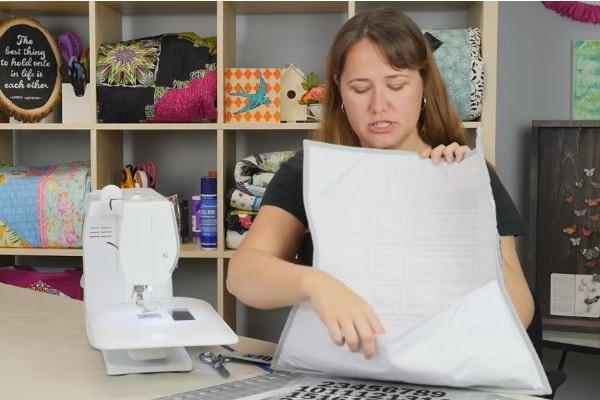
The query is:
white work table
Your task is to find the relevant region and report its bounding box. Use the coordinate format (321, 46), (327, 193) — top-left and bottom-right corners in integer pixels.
(0, 283), (544, 400)
(0, 282), (273, 400)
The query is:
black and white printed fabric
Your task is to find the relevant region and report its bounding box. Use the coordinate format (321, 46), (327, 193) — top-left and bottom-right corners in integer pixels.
(424, 28), (484, 121)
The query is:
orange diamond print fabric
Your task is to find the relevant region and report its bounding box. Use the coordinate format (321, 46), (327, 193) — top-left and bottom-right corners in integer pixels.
(225, 68), (281, 123)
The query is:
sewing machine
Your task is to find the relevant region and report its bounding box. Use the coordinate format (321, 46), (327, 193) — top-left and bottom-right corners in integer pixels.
(83, 185), (238, 375)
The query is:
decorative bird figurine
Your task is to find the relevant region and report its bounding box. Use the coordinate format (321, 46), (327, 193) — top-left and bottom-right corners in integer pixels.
(231, 73), (271, 114)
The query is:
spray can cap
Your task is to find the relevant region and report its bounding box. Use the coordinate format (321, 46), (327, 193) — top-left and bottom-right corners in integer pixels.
(201, 175), (217, 195)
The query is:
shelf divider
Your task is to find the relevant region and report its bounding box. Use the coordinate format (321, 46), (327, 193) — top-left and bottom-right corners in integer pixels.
(92, 129), (123, 190)
(218, 257), (237, 328)
(0, 130), (13, 165)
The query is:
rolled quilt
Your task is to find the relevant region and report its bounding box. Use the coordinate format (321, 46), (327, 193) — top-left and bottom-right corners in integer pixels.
(234, 150), (295, 197)
(0, 162), (91, 248)
(226, 210), (257, 232)
(228, 188), (262, 212)
(226, 230), (247, 249)
(423, 28), (483, 121)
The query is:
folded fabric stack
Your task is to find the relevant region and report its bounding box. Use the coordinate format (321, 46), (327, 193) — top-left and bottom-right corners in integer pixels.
(226, 150), (295, 249)
(0, 161), (91, 248)
(0, 265), (83, 300)
(423, 27), (484, 121)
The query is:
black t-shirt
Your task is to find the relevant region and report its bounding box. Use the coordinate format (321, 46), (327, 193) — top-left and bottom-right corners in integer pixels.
(262, 151), (525, 266)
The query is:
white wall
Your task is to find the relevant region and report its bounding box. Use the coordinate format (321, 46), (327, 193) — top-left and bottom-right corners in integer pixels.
(496, 3), (600, 399)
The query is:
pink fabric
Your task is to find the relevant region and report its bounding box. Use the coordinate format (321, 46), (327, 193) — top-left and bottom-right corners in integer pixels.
(542, 1), (600, 24)
(37, 165), (57, 247)
(152, 70), (218, 122)
(0, 266), (83, 300)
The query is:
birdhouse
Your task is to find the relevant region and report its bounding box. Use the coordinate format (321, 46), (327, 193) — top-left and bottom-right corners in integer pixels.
(224, 68), (281, 123)
(280, 64), (307, 122)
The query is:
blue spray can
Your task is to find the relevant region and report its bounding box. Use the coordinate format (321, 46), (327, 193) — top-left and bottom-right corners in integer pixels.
(200, 171), (217, 250)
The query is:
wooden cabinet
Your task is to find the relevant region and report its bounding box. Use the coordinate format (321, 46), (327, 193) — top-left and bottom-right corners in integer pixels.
(530, 120), (600, 333)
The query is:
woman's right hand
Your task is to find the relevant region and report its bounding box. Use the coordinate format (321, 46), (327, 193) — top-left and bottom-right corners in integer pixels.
(303, 269), (385, 359)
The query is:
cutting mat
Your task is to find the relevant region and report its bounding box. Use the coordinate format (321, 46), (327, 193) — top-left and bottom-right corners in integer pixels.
(155, 371), (297, 400)
(155, 371), (526, 400)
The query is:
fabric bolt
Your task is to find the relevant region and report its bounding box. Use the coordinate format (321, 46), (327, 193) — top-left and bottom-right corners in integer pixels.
(225, 210), (257, 233)
(252, 172), (273, 188)
(234, 181), (266, 197)
(227, 188), (262, 212)
(96, 33), (217, 123)
(234, 151), (296, 197)
(271, 135), (550, 395)
(226, 151), (303, 249)
(226, 229), (247, 250)
(0, 162), (91, 248)
(424, 28), (484, 121)
(0, 266), (83, 300)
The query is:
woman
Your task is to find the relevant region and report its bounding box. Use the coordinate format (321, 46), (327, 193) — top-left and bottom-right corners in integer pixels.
(228, 8), (533, 360)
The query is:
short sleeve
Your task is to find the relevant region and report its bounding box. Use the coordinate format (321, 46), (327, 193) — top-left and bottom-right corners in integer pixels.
(488, 167), (526, 237)
(260, 151), (308, 227)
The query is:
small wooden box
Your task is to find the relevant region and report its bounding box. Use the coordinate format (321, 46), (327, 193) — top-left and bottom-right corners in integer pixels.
(224, 68), (281, 123)
(61, 83), (92, 123)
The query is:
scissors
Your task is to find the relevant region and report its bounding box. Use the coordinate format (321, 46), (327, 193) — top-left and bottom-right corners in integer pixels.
(133, 170), (148, 188)
(198, 352), (230, 378)
(58, 32), (88, 96)
(58, 32), (83, 65)
(71, 56), (86, 80)
(120, 164), (136, 188)
(137, 161), (158, 188)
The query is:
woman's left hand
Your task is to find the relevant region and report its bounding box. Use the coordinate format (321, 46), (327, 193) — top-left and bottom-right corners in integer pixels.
(420, 142), (470, 165)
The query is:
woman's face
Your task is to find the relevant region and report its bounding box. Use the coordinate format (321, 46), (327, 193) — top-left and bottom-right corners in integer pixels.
(339, 38), (427, 152)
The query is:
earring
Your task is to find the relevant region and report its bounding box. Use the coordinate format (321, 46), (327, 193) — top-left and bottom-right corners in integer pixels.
(341, 103), (345, 113)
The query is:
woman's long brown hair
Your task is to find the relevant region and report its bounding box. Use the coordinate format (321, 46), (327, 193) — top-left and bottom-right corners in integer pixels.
(312, 7), (466, 148)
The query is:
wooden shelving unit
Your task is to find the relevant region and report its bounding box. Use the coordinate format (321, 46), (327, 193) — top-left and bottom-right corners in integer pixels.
(0, 1), (499, 328)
